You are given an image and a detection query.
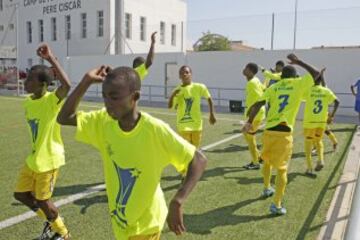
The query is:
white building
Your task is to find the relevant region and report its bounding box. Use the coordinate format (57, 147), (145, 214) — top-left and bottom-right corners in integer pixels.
(0, 0), (187, 71)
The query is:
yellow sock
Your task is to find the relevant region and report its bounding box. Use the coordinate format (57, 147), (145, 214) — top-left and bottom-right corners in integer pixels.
(50, 216), (69, 236)
(35, 209), (47, 221)
(327, 131), (338, 145)
(244, 133), (259, 164)
(274, 168), (287, 208)
(262, 161), (272, 189)
(314, 139), (324, 164)
(304, 138), (313, 170)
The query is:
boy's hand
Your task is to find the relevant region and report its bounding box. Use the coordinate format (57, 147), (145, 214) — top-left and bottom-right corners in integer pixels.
(242, 122), (253, 133)
(84, 65), (111, 84)
(287, 53), (300, 65)
(151, 32), (157, 45)
(167, 199), (185, 236)
(37, 44), (54, 61)
(209, 113), (216, 125)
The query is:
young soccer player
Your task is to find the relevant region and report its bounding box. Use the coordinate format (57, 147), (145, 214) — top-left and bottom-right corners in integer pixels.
(302, 69), (340, 174)
(168, 65), (216, 149)
(133, 32), (157, 81)
(243, 54), (320, 215)
(57, 66), (207, 240)
(351, 78), (360, 124)
(242, 63), (266, 170)
(261, 60), (284, 88)
(13, 44), (71, 240)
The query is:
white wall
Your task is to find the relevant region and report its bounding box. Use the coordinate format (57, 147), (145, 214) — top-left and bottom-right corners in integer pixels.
(64, 49), (360, 116)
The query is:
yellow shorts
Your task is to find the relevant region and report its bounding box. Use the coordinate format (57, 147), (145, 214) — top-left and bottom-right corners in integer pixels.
(261, 130), (293, 170)
(129, 233), (161, 240)
(248, 120), (262, 134)
(179, 131), (202, 149)
(304, 128), (325, 140)
(14, 164), (58, 200)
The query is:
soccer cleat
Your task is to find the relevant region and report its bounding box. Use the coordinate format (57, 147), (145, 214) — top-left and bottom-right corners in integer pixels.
(38, 221), (52, 240)
(259, 158), (264, 164)
(333, 143), (337, 151)
(50, 233), (71, 240)
(243, 162), (260, 170)
(270, 203), (287, 215)
(315, 163), (324, 172)
(261, 187), (275, 198)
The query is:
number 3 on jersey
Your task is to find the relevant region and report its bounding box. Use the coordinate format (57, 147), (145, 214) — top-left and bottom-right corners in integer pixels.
(313, 100), (323, 114)
(278, 95), (289, 113)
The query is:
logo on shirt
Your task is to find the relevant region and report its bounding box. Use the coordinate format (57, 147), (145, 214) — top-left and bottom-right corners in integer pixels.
(111, 161), (141, 228)
(27, 119), (40, 143)
(180, 97), (194, 123)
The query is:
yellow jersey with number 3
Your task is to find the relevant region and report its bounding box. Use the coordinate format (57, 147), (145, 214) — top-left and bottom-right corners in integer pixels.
(259, 73), (314, 131)
(303, 85), (337, 129)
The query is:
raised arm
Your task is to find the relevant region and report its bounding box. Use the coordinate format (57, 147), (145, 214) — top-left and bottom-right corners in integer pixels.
(167, 150), (207, 235)
(145, 32), (157, 69)
(37, 44), (71, 100)
(287, 54), (320, 81)
(57, 66), (109, 126)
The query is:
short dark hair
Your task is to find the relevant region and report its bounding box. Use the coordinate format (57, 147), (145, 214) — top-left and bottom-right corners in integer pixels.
(276, 61), (285, 67)
(105, 66), (141, 92)
(246, 63), (258, 75)
(29, 65), (54, 86)
(281, 65), (297, 79)
(132, 57), (145, 68)
(179, 65), (192, 74)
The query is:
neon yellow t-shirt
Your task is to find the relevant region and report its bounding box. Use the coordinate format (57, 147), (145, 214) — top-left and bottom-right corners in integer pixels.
(23, 91), (65, 173)
(173, 83), (211, 132)
(259, 73), (314, 131)
(75, 109), (196, 239)
(303, 85), (337, 129)
(245, 77), (265, 122)
(134, 63), (148, 81)
(263, 70), (282, 88)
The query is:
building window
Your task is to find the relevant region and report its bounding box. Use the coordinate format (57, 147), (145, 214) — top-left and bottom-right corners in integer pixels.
(9, 23), (14, 30)
(125, 13), (132, 39)
(38, 19), (44, 42)
(0, 0), (3, 11)
(27, 58), (33, 68)
(97, 10), (104, 37)
(0, 25), (4, 31)
(81, 13), (87, 39)
(51, 17), (57, 41)
(160, 21), (165, 44)
(65, 15), (71, 40)
(140, 17), (146, 41)
(171, 24), (176, 46)
(26, 21), (32, 43)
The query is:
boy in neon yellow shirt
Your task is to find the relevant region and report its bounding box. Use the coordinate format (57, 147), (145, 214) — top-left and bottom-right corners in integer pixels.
(242, 63), (265, 170)
(133, 32), (157, 81)
(243, 54), (319, 215)
(14, 44), (71, 240)
(168, 65), (216, 149)
(57, 66), (207, 240)
(261, 60), (284, 88)
(302, 70), (339, 174)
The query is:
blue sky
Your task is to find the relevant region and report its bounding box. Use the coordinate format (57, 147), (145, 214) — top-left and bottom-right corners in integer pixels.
(186, 0), (360, 49)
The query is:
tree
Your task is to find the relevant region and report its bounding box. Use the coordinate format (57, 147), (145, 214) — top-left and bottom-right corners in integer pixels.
(193, 31), (231, 52)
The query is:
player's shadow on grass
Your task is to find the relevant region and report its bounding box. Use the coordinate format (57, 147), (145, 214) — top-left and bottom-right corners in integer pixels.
(291, 150), (333, 160)
(225, 172), (314, 186)
(204, 144), (262, 153)
(52, 182), (104, 197)
(162, 167), (246, 192)
(183, 197), (276, 235)
(73, 191), (108, 214)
